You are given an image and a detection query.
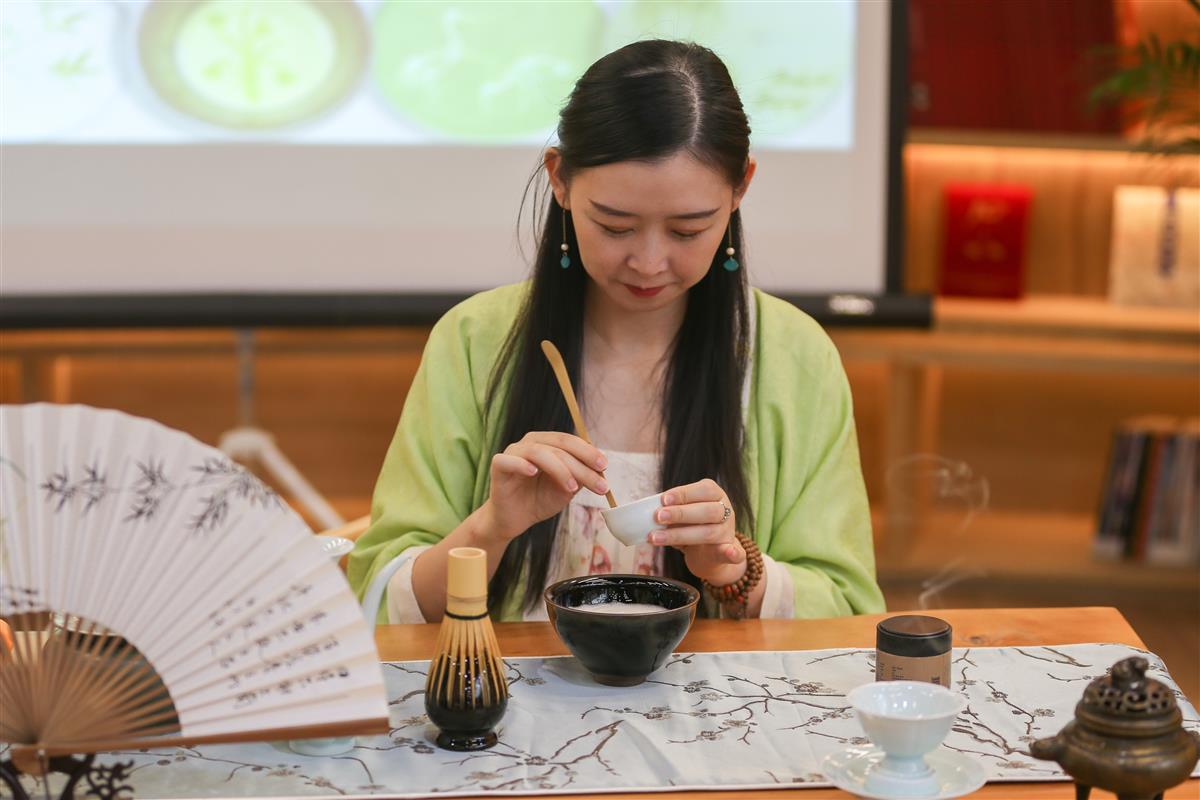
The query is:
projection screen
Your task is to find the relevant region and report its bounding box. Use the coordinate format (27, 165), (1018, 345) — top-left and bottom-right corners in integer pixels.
(0, 0), (908, 325)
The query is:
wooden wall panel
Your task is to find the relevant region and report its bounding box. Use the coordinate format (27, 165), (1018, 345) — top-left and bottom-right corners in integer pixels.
(56, 355), (240, 446)
(0, 359), (21, 403)
(254, 349), (424, 506)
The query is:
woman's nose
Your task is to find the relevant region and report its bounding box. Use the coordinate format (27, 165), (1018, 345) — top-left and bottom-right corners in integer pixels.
(626, 234), (670, 275)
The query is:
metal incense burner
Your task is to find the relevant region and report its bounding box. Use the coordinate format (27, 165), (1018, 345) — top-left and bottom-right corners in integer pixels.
(1030, 656), (1200, 800)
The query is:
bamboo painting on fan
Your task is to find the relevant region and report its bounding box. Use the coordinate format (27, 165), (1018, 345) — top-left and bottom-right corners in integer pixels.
(0, 403), (389, 759)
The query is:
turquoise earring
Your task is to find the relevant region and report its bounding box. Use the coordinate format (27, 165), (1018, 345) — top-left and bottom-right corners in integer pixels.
(723, 223), (739, 272)
(560, 207), (571, 269)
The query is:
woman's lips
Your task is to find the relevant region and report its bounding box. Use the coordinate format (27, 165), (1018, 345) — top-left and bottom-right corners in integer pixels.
(625, 284), (665, 298)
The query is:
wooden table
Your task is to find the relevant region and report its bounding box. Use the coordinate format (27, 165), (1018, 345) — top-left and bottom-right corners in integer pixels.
(377, 607), (1198, 800)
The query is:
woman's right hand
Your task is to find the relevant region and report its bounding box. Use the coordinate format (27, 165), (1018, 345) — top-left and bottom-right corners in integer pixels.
(480, 431), (609, 544)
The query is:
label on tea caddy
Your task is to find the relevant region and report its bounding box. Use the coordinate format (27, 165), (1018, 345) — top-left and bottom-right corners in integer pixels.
(876, 651), (953, 686)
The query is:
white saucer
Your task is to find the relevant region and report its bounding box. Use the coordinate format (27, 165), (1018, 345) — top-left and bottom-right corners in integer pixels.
(315, 534), (354, 559)
(822, 745), (986, 800)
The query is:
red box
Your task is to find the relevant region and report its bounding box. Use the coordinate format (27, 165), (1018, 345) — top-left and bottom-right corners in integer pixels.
(939, 184), (1033, 299)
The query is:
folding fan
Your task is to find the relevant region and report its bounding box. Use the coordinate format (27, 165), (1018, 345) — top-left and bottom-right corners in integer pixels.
(0, 404), (389, 755)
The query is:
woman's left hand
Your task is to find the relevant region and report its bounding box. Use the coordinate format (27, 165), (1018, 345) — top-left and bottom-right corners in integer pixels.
(648, 478), (746, 587)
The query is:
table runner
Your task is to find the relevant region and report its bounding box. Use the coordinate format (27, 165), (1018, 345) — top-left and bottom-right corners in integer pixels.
(8, 643), (1199, 798)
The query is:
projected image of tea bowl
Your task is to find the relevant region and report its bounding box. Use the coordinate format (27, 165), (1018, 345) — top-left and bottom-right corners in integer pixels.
(372, 1), (601, 140)
(544, 575), (699, 687)
(602, 1), (853, 143)
(139, 0), (368, 131)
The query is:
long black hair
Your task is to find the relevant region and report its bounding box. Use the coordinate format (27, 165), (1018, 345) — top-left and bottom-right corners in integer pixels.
(486, 40), (754, 615)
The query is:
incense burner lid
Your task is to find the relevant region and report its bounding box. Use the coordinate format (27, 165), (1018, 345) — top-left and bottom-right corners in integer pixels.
(1074, 656), (1179, 736)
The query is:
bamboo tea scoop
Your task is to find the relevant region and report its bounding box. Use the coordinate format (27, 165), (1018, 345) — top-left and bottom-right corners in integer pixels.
(540, 339), (619, 508)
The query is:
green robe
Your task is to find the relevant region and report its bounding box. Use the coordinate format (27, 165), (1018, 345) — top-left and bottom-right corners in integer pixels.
(349, 282), (885, 622)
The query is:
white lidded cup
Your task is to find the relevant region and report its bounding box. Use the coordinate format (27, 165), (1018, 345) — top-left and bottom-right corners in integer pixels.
(600, 492), (665, 547)
(846, 680), (966, 797)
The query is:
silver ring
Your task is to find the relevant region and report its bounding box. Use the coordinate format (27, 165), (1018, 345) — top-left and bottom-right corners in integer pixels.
(720, 501), (732, 521)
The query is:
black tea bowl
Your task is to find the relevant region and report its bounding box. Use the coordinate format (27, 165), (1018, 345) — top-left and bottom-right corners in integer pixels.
(544, 574), (699, 686)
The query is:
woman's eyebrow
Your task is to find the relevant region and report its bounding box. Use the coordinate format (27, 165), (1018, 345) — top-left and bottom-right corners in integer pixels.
(588, 199), (720, 220)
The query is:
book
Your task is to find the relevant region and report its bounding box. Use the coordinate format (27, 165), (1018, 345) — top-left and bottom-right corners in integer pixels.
(1096, 416), (1200, 567)
(939, 183), (1033, 299)
(1145, 422), (1200, 566)
(1130, 432), (1169, 560)
(1116, 429), (1152, 559)
(1108, 186), (1199, 309)
(1138, 432), (1179, 561)
(1094, 430), (1135, 560)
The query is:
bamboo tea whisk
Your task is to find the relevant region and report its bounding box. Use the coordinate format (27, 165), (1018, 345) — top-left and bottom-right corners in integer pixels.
(424, 547), (508, 751)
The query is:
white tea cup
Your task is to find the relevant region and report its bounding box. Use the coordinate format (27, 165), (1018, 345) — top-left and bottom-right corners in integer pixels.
(600, 492), (665, 547)
(847, 680), (965, 797)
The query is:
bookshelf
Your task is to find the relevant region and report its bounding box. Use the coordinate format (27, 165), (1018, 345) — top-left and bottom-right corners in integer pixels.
(873, 507), (1199, 593)
(833, 296), (1199, 368)
(829, 295), (1200, 577)
(908, 128), (1135, 153)
(934, 295), (1200, 341)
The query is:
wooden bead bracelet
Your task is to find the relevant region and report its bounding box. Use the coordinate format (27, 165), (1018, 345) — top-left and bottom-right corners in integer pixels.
(702, 532), (763, 619)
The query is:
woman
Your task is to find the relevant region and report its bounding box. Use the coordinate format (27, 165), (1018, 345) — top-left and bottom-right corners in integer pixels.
(349, 40), (885, 623)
